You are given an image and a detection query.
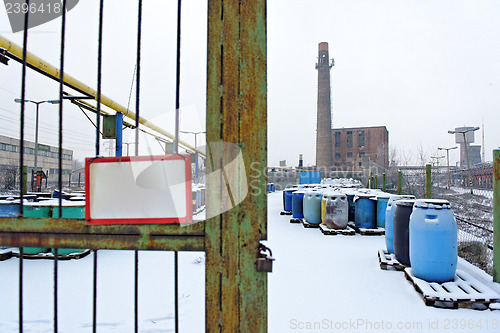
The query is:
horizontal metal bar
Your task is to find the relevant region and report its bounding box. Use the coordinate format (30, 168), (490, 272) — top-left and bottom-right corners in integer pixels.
(0, 217), (205, 251)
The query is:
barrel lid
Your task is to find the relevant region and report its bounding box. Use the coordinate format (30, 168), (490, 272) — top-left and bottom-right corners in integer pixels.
(284, 188), (297, 192)
(353, 193), (376, 202)
(376, 193), (391, 199)
(395, 199), (416, 207)
(355, 193), (375, 199)
(414, 199), (451, 209)
(330, 193), (347, 199)
(387, 195), (415, 205)
(293, 190), (306, 194)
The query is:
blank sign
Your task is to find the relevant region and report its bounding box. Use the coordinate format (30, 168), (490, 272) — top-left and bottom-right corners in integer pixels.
(85, 155), (192, 224)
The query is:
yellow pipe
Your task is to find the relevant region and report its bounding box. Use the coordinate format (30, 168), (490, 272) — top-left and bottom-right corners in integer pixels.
(0, 35), (204, 156)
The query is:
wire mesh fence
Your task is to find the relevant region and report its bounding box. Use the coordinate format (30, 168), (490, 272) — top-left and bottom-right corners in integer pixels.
(393, 165), (494, 276)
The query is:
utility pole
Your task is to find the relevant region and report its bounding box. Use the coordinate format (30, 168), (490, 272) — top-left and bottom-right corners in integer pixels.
(14, 98), (60, 191)
(438, 146), (457, 189)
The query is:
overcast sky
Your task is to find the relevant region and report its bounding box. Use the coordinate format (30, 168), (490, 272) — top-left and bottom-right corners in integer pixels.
(1, 0), (499, 168)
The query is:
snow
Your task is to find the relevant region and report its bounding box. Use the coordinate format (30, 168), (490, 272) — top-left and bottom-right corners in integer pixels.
(0, 191), (499, 332)
(266, 191), (500, 333)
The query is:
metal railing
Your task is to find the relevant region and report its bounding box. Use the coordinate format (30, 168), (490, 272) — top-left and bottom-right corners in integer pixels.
(0, 0), (269, 332)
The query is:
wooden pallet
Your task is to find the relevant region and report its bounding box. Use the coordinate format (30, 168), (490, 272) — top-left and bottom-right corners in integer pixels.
(280, 211), (292, 215)
(404, 268), (500, 310)
(319, 224), (355, 236)
(289, 218), (303, 224)
(378, 249), (406, 271)
(301, 220), (320, 228)
(348, 222), (385, 235)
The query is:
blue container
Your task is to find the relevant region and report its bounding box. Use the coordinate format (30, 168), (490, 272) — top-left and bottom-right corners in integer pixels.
(291, 191), (306, 219)
(354, 194), (376, 228)
(393, 200), (415, 266)
(283, 188), (297, 212)
(0, 201), (20, 217)
(303, 191), (322, 224)
(410, 199), (457, 282)
(376, 194), (391, 228)
(385, 195), (415, 254)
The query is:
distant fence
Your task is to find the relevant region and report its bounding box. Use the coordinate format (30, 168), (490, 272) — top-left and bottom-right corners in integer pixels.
(372, 165), (494, 276)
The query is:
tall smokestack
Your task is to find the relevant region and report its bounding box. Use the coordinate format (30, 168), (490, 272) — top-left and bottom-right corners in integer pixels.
(298, 154), (303, 168)
(315, 42), (334, 169)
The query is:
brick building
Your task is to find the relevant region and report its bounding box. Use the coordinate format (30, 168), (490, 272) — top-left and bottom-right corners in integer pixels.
(332, 126), (388, 171)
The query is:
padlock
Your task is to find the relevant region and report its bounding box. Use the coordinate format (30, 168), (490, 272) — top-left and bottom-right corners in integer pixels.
(257, 243), (274, 273)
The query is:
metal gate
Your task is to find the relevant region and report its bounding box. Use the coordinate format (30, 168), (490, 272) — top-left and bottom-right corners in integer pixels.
(0, 0), (268, 331)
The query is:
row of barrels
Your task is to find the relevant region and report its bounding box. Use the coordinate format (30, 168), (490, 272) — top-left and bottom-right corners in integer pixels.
(0, 197), (86, 255)
(281, 186), (458, 283)
(283, 186), (390, 229)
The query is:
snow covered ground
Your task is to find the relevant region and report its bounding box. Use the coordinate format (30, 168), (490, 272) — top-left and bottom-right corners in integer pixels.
(1, 191), (499, 332)
(266, 191), (500, 333)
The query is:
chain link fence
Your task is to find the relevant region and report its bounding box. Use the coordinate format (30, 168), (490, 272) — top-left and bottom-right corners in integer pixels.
(390, 165), (494, 276)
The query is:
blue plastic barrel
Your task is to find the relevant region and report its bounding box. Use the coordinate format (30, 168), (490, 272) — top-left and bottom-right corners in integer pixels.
(410, 199), (457, 282)
(393, 199), (415, 266)
(283, 188), (297, 212)
(303, 191), (322, 224)
(341, 189), (357, 222)
(376, 194), (391, 228)
(354, 194), (376, 228)
(291, 191), (306, 219)
(385, 195), (415, 254)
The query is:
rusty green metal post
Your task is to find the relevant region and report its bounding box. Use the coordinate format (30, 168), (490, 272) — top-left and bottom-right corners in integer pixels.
(375, 175), (378, 189)
(22, 165), (27, 195)
(397, 170), (402, 195)
(382, 173), (386, 192)
(205, 1), (267, 331)
(426, 164), (432, 199)
(493, 150), (500, 282)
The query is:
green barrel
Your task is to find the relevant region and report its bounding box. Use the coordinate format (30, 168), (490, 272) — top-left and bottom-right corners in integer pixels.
(51, 202), (86, 255)
(22, 202), (52, 254)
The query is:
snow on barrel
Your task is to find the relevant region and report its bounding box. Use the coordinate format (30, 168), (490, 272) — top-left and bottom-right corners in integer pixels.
(303, 190), (323, 224)
(354, 193), (376, 228)
(409, 199), (457, 283)
(323, 192), (348, 229)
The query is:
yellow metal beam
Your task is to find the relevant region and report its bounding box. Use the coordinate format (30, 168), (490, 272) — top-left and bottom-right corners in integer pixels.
(0, 35), (204, 156)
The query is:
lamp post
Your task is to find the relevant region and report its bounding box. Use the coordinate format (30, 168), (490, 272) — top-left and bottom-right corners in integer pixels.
(180, 130), (206, 184)
(14, 98), (60, 190)
(448, 127), (480, 194)
(430, 155), (445, 188)
(438, 146), (458, 189)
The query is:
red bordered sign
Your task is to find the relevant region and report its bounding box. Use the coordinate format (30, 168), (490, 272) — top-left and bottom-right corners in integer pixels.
(85, 155), (192, 225)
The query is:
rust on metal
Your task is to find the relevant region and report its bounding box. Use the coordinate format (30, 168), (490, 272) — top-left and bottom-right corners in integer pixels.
(426, 164), (432, 199)
(205, 0), (268, 332)
(0, 217), (205, 251)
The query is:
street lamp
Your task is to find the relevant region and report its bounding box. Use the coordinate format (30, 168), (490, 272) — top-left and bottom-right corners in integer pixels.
(430, 155), (445, 188)
(180, 130), (206, 184)
(448, 127), (480, 194)
(438, 146), (458, 189)
(14, 98), (60, 190)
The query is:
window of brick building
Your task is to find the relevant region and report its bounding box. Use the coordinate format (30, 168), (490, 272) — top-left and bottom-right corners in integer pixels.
(347, 131), (353, 148)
